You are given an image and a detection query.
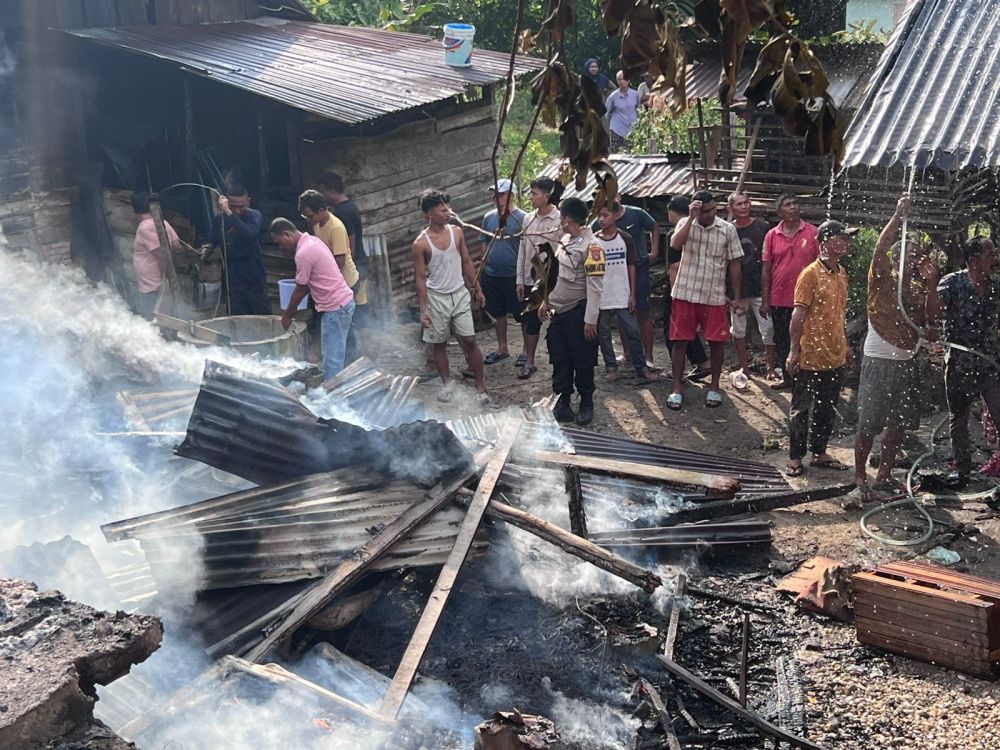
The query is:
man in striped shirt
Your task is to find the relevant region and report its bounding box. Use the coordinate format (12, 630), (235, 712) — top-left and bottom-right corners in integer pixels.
(667, 190), (745, 410)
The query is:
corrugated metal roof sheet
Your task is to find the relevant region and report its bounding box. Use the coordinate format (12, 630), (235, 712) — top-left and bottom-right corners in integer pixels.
(67, 19), (545, 125)
(539, 154), (693, 201)
(843, 0), (1000, 170)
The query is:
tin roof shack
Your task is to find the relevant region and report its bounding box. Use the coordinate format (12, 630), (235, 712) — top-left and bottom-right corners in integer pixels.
(842, 0), (1000, 244)
(0, 1), (312, 279)
(65, 20), (543, 311)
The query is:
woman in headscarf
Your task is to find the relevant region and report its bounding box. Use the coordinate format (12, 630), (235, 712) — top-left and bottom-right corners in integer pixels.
(582, 58), (613, 94)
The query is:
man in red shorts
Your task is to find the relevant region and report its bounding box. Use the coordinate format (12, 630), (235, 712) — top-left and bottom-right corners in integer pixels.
(667, 190), (745, 410)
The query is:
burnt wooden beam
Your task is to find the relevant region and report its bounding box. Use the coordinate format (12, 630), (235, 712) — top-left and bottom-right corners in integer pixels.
(663, 572), (686, 661)
(640, 679), (681, 750)
(378, 422), (521, 719)
(482, 494), (661, 593)
(657, 655), (826, 750)
(564, 466), (587, 538)
(534, 451), (740, 497)
(669, 482), (855, 523)
(242, 468), (476, 663)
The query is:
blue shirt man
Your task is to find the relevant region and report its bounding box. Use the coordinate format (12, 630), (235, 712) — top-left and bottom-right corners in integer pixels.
(479, 180), (527, 364)
(210, 188), (271, 316)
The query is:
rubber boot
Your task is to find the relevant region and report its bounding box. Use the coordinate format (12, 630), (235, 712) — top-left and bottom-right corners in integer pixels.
(576, 396), (594, 426)
(553, 394), (576, 423)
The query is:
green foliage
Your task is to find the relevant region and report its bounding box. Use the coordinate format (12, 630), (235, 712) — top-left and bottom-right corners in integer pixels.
(498, 88), (561, 208)
(624, 100), (722, 154)
(302, 0), (445, 30)
(843, 226), (877, 320)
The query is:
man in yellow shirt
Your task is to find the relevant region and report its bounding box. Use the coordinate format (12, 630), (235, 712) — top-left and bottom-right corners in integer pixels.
(784, 220), (856, 477)
(299, 190), (358, 290)
(300, 189), (361, 359)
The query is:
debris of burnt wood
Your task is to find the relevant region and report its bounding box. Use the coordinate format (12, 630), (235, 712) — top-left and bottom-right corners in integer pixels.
(474, 710), (560, 749)
(853, 561), (1000, 678)
(0, 578), (162, 749)
(777, 556), (855, 622)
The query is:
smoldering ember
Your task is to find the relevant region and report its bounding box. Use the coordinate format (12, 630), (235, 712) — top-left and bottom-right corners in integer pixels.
(6, 2), (1000, 750)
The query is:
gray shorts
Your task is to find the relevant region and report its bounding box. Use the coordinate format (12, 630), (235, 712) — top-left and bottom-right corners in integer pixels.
(857, 356), (920, 435)
(422, 287), (474, 344)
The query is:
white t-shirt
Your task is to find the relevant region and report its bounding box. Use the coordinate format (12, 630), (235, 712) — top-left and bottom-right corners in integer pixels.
(863, 325), (914, 361)
(596, 230), (635, 310)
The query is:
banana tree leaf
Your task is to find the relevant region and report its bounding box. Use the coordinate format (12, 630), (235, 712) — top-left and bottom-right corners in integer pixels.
(601, 0), (639, 35)
(745, 31), (790, 105)
(542, 0), (575, 45)
(621, 1), (662, 79)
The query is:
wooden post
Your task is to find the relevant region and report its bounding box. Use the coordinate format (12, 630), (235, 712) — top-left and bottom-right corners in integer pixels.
(564, 466), (587, 538)
(150, 200), (178, 319)
(257, 110), (269, 192)
(286, 113), (302, 189)
(739, 610), (750, 707)
(378, 422), (521, 719)
(695, 98), (710, 188)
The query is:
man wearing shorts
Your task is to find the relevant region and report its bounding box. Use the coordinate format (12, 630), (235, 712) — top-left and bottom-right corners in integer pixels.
(852, 195), (940, 503)
(412, 189), (488, 403)
(516, 177), (562, 379)
(479, 179), (526, 366)
(728, 191), (776, 381)
(667, 190), (745, 410)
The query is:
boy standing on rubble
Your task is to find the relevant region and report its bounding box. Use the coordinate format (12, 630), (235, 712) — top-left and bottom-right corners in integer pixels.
(594, 203), (659, 383)
(538, 197), (605, 425)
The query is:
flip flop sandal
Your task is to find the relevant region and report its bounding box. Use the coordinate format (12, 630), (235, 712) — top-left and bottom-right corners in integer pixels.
(666, 393), (683, 411)
(688, 367), (712, 381)
(705, 390), (723, 408)
(484, 351), (510, 365)
(461, 368), (475, 379)
(811, 458), (849, 471)
(517, 364), (537, 380)
(784, 463), (806, 477)
(605, 370), (619, 382)
(515, 353), (528, 367)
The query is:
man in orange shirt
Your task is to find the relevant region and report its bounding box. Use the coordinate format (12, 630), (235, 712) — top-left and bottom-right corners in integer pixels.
(784, 220), (855, 477)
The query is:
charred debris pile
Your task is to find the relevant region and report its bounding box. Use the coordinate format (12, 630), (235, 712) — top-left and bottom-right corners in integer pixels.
(50, 357), (861, 748)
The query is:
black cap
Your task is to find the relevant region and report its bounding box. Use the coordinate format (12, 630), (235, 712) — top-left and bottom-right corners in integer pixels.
(817, 220), (859, 243)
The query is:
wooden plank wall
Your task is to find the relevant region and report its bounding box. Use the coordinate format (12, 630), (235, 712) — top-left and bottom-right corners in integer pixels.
(299, 103), (500, 310)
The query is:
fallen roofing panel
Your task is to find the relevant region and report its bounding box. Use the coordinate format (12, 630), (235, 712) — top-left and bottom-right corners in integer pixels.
(67, 19), (545, 126)
(843, 0), (1000, 170)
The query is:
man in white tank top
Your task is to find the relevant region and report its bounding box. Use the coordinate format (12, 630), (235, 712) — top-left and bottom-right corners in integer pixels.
(412, 188), (488, 402)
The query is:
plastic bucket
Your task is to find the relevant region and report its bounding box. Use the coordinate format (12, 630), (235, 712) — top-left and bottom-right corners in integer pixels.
(278, 279), (308, 311)
(442, 23), (475, 67)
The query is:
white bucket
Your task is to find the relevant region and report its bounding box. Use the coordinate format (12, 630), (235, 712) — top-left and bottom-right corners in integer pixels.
(442, 23), (475, 67)
(278, 279), (308, 311)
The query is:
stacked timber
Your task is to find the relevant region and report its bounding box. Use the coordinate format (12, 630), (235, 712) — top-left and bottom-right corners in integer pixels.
(852, 561), (1000, 678)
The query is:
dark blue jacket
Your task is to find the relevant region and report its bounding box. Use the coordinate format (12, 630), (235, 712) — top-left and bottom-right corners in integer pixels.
(211, 209), (268, 286)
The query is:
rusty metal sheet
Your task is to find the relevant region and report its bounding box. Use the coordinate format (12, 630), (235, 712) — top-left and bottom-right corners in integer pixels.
(66, 20), (545, 125)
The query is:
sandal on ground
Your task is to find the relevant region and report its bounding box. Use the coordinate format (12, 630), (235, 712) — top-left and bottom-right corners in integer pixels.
(515, 353), (527, 367)
(705, 390), (723, 408)
(461, 368), (475, 379)
(418, 370), (438, 383)
(666, 393), (683, 411)
(811, 457), (849, 471)
(605, 369), (619, 382)
(517, 364), (537, 380)
(484, 351), (510, 365)
(873, 478), (905, 494)
(784, 463), (806, 477)
(637, 369), (662, 382)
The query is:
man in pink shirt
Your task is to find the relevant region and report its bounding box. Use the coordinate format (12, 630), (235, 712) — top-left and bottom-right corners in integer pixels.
(131, 191), (182, 319)
(761, 193), (819, 389)
(270, 217), (355, 378)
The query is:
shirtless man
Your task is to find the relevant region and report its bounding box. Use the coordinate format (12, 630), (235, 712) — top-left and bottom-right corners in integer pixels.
(412, 188), (488, 403)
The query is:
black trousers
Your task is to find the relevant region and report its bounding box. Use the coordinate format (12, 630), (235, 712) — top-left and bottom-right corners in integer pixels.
(228, 279), (271, 316)
(662, 294), (708, 364)
(546, 302), (597, 400)
(945, 359), (1000, 472)
(771, 306), (794, 377)
(789, 368), (842, 460)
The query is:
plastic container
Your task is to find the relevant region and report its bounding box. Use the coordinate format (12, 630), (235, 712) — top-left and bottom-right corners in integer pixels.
(731, 370), (749, 391)
(442, 23), (475, 67)
(278, 279), (308, 311)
